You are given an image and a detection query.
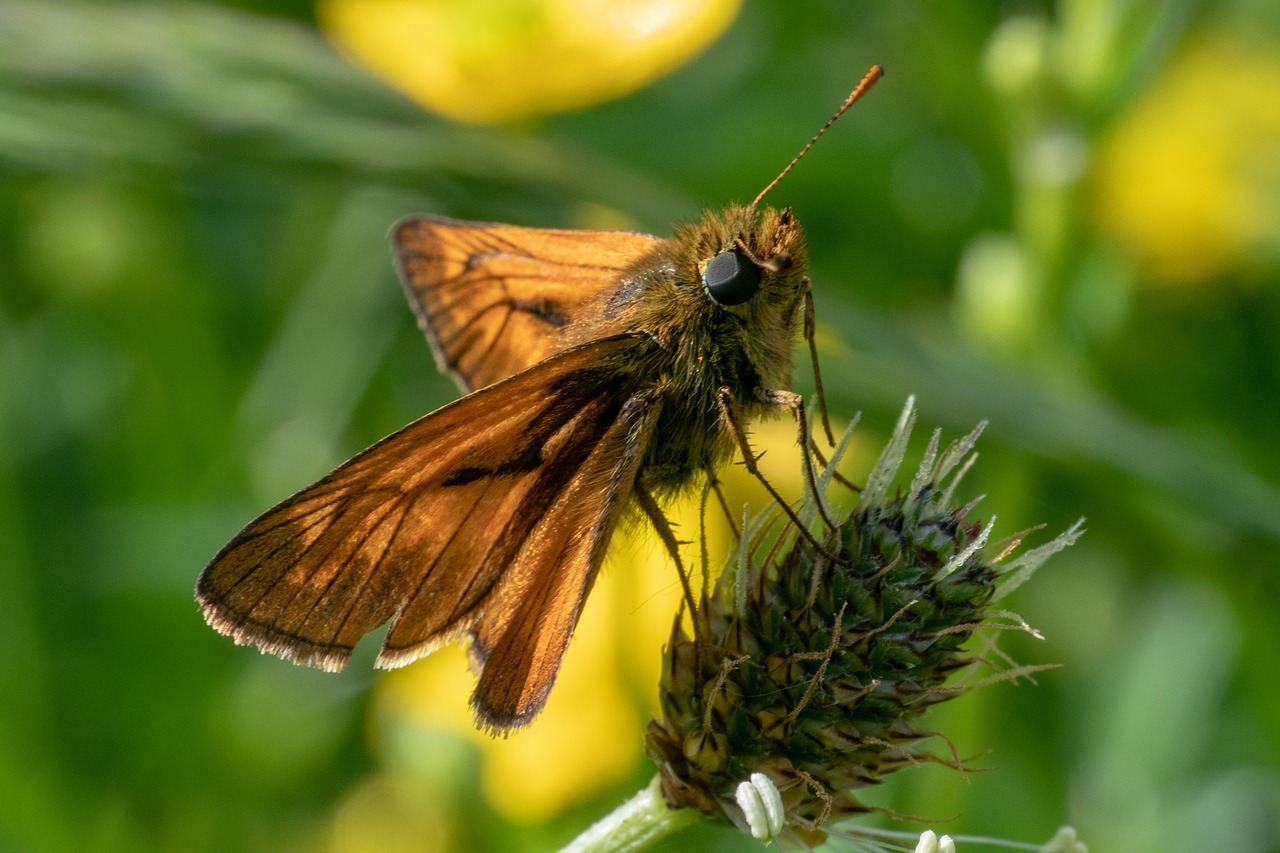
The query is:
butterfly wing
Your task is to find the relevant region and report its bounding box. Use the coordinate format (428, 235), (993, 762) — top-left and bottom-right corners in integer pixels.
(393, 214), (660, 392)
(197, 334), (660, 728)
(407, 383), (662, 731)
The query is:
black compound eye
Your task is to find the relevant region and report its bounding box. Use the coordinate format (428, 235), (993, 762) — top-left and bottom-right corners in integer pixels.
(702, 249), (761, 306)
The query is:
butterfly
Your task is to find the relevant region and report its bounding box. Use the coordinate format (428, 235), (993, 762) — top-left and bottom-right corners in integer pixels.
(196, 65), (883, 734)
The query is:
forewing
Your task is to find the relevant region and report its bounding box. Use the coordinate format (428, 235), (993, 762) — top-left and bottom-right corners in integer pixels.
(393, 214), (659, 392)
(196, 334), (654, 679)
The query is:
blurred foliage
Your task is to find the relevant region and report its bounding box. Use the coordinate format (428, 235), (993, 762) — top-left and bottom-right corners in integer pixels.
(1, 1), (1279, 852)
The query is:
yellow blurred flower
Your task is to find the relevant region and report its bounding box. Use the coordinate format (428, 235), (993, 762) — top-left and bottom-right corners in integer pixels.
(1093, 34), (1280, 286)
(374, 546), (666, 822)
(369, 417), (828, 823)
(317, 0), (742, 124)
(325, 773), (454, 853)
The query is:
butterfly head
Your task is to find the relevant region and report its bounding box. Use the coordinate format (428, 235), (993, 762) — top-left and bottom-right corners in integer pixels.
(689, 204), (808, 311)
(595, 204), (808, 355)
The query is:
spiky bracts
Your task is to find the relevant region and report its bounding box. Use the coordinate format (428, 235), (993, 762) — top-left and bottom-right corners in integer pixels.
(645, 399), (1083, 844)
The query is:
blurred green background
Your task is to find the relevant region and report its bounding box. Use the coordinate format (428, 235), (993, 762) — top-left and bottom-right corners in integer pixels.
(2, 0), (1279, 851)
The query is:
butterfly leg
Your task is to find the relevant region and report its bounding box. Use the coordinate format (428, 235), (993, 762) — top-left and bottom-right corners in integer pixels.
(801, 278), (836, 446)
(716, 387), (846, 564)
(754, 387), (841, 533)
(634, 483), (704, 646)
(799, 279), (861, 493)
(809, 441), (863, 495)
(702, 470), (740, 537)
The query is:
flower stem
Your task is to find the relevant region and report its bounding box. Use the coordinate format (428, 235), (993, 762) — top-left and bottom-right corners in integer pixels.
(560, 775), (700, 853)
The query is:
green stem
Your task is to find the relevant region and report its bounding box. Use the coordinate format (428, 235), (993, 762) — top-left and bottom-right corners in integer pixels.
(559, 775), (701, 853)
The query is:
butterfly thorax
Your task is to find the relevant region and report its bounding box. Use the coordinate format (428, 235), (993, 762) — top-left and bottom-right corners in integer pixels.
(571, 205), (810, 494)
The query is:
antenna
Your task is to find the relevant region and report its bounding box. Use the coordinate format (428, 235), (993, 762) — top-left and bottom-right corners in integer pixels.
(751, 64), (884, 209)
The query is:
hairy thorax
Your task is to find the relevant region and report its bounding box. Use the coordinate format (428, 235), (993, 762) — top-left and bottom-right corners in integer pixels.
(572, 204), (810, 495)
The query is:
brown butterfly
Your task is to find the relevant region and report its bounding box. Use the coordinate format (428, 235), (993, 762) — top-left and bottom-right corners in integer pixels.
(196, 65), (883, 733)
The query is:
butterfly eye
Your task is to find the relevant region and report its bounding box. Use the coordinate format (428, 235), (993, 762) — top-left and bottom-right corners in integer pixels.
(702, 249), (761, 306)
